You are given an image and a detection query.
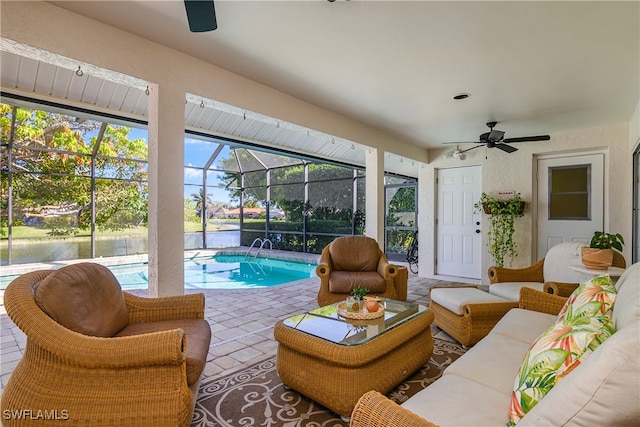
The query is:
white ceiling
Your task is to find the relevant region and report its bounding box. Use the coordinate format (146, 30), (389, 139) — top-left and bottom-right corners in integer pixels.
(2, 1), (639, 167)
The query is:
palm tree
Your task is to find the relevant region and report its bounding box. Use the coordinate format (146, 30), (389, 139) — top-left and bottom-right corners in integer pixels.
(191, 188), (212, 218)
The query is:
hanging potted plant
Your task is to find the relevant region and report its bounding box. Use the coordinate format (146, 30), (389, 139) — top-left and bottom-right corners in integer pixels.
(581, 231), (625, 270)
(474, 192), (528, 268)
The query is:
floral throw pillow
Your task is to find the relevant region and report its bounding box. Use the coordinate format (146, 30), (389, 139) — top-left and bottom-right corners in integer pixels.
(507, 275), (617, 426)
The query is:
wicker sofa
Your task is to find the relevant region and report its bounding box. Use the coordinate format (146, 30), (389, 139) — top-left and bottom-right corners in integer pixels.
(350, 262), (640, 426)
(1, 262), (212, 427)
(316, 236), (407, 306)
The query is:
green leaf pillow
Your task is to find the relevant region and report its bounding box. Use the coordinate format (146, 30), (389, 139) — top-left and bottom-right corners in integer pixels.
(507, 275), (617, 426)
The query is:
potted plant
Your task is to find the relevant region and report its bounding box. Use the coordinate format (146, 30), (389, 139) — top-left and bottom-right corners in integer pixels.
(474, 192), (528, 268)
(581, 231), (625, 270)
(346, 286), (368, 312)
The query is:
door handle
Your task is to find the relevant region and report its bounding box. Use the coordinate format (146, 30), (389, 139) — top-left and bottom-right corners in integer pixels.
(475, 229), (481, 234)
(476, 221), (481, 226)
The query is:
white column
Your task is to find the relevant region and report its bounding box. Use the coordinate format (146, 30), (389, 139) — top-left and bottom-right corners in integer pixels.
(417, 163), (431, 277)
(365, 148), (385, 247)
(147, 83), (186, 297)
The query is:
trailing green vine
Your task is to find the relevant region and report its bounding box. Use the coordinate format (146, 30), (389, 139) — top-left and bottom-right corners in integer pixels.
(474, 192), (527, 268)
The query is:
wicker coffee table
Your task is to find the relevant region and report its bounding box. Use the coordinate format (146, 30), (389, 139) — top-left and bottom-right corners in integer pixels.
(273, 299), (434, 419)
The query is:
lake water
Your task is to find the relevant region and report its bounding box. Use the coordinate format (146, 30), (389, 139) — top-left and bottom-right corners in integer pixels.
(1, 231), (240, 266)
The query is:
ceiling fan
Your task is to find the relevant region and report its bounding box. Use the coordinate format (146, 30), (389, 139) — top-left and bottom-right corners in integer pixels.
(445, 121), (550, 154)
(184, 0), (217, 32)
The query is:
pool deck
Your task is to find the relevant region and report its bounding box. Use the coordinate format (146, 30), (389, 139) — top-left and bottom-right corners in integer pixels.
(1, 250), (473, 397)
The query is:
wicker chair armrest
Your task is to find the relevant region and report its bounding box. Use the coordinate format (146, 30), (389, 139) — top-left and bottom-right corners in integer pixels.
(463, 301), (519, 317)
(124, 292), (204, 322)
(488, 258), (545, 284)
(378, 258), (399, 278)
(20, 309), (186, 369)
(350, 390), (438, 427)
(545, 281), (579, 297)
(519, 287), (567, 315)
(316, 262), (330, 278)
(316, 245), (333, 277)
(63, 329), (187, 368)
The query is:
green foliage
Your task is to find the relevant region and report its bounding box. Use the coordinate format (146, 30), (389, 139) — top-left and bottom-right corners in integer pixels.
(588, 231), (624, 251)
(474, 192), (527, 268)
(2, 104), (148, 236)
(184, 198), (200, 223)
(351, 286), (368, 300)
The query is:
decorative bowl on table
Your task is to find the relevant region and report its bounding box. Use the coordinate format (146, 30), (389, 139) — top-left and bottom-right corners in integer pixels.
(337, 300), (385, 319)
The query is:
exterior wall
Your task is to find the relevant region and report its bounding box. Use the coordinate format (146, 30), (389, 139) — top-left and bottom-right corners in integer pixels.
(421, 122), (632, 284)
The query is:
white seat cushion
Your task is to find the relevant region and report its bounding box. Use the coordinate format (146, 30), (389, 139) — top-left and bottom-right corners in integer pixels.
(402, 374), (511, 426)
(488, 281), (545, 301)
(431, 287), (510, 315)
(489, 308), (556, 344)
(444, 332), (532, 394)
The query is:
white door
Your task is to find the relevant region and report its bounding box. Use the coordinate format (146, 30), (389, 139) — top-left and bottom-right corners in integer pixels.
(437, 166), (482, 279)
(536, 153), (604, 259)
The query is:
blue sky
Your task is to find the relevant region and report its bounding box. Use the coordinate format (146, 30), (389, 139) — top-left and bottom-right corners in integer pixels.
(91, 125), (236, 204)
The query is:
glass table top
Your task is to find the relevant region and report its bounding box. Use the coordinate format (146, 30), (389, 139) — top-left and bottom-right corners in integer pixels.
(282, 299), (427, 346)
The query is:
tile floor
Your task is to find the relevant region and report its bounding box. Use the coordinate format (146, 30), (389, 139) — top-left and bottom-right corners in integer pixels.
(0, 254), (469, 394)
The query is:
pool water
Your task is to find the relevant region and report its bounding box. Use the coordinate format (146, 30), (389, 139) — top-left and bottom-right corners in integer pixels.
(1, 255), (317, 290)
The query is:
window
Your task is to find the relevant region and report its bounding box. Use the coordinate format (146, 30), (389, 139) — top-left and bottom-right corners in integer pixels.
(548, 165), (590, 220)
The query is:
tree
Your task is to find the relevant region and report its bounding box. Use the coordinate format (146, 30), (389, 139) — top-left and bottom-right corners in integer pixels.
(1, 104), (148, 234)
(190, 188), (212, 218)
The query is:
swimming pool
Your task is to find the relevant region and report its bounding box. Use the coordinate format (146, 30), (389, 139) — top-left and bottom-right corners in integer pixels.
(0, 255), (317, 290)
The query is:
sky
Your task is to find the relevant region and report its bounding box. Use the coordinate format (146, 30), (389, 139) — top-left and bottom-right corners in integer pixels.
(88, 124), (236, 204)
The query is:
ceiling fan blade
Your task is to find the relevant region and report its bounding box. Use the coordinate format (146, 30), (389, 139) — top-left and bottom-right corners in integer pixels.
(503, 135), (550, 143)
(494, 143), (518, 153)
(459, 145), (484, 154)
(442, 141), (481, 145)
(184, 0), (217, 32)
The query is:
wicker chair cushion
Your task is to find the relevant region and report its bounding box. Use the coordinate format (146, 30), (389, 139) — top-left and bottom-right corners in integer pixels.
(489, 282), (545, 301)
(328, 271), (386, 293)
(329, 236), (380, 272)
(542, 241), (585, 282)
(116, 318), (212, 385)
(35, 262), (129, 337)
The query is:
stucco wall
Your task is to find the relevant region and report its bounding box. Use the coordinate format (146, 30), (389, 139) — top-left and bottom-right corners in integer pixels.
(422, 122), (632, 283)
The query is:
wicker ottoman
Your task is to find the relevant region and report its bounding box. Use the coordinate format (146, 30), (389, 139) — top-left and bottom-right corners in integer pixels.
(274, 300), (434, 419)
(429, 286), (518, 347)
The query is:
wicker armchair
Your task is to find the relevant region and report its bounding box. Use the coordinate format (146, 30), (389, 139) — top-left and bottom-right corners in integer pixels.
(316, 236), (406, 306)
(1, 263), (211, 427)
(487, 241), (625, 301)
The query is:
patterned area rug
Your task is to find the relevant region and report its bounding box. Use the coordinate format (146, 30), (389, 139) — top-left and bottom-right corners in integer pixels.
(191, 338), (466, 426)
